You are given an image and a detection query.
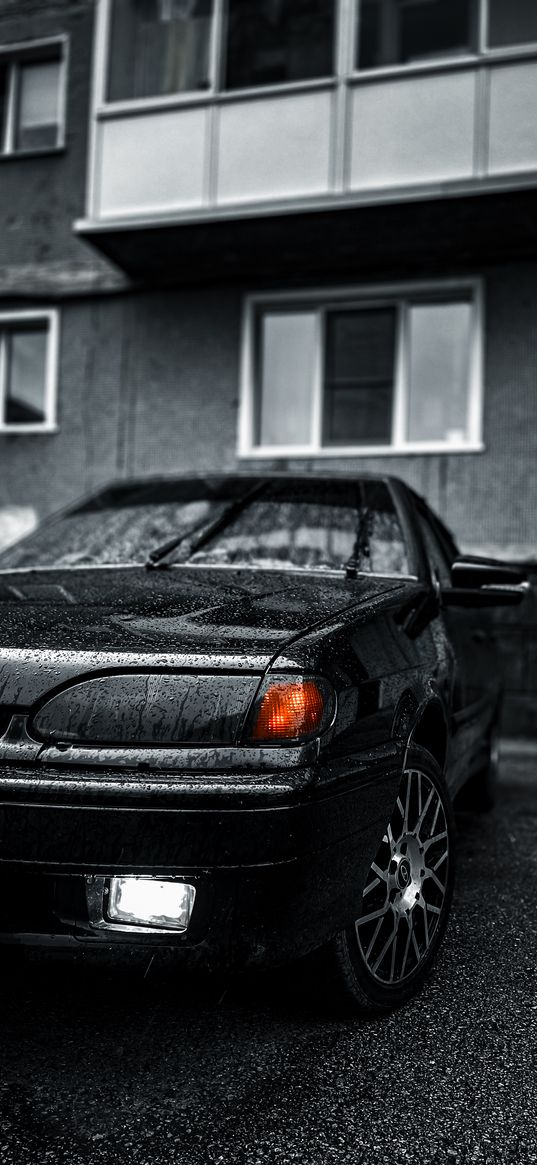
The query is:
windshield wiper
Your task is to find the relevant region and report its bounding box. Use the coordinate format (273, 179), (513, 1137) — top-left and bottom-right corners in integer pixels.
(145, 480), (267, 569)
(345, 483), (371, 579)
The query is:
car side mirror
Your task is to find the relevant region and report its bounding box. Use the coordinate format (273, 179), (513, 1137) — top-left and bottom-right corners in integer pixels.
(442, 555), (530, 607)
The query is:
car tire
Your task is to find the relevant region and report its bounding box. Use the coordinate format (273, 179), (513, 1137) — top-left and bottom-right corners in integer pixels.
(454, 722), (499, 813)
(322, 746), (455, 1015)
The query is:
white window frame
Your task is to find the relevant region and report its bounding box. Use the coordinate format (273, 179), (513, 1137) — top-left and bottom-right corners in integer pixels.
(0, 36), (68, 157)
(95, 0), (537, 114)
(353, 0), (537, 80)
(238, 279), (484, 459)
(0, 310), (60, 435)
(96, 0), (341, 111)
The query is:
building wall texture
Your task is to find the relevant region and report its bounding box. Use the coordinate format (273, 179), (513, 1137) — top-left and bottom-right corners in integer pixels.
(1, 266), (536, 560)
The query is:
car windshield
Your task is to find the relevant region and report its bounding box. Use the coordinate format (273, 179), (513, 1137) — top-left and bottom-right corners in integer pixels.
(0, 477), (410, 576)
(0, 479), (249, 570)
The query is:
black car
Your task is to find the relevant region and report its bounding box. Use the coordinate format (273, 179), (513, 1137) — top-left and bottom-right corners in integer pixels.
(0, 474), (528, 1012)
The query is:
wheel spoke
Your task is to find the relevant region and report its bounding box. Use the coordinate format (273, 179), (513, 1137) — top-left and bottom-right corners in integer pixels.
(365, 917), (384, 961)
(371, 862), (389, 883)
(425, 868), (446, 894)
(403, 770), (412, 831)
(399, 918), (413, 980)
(420, 898), (430, 948)
(430, 797), (441, 837)
(363, 875), (381, 897)
(372, 918), (398, 974)
(433, 849), (448, 874)
(411, 929), (421, 961)
(356, 903), (390, 928)
(415, 789), (435, 838)
(389, 920), (400, 982)
(423, 829), (447, 852)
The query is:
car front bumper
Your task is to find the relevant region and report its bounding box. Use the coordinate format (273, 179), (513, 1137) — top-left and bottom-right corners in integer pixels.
(0, 744), (402, 969)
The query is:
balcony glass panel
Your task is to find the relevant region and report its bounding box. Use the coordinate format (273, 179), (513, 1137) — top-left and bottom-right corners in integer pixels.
(224, 0), (335, 91)
(488, 0), (537, 48)
(357, 0), (478, 71)
(107, 0), (213, 101)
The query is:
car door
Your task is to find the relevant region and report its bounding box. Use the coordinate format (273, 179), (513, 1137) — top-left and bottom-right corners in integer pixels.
(415, 502), (499, 781)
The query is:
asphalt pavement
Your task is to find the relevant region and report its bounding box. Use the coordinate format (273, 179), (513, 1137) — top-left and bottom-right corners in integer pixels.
(1, 748), (537, 1165)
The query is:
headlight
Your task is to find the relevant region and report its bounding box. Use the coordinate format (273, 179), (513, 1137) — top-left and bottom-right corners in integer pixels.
(244, 675), (335, 745)
(30, 672), (261, 746)
(107, 877), (196, 931)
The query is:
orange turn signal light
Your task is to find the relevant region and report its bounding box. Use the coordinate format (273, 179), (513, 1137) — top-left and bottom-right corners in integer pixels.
(250, 678), (329, 743)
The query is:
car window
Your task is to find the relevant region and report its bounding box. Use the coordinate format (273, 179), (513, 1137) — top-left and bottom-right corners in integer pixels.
(416, 509), (453, 587)
(0, 479), (248, 569)
(188, 480), (410, 575)
(0, 477), (411, 576)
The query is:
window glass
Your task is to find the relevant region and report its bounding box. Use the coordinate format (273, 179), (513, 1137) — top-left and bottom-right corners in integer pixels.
(15, 60), (61, 150)
(488, 0), (537, 48)
(4, 326), (48, 425)
(224, 0), (335, 90)
(407, 301), (472, 444)
(323, 307), (396, 445)
(416, 510), (452, 586)
(0, 479), (249, 568)
(107, 0), (213, 101)
(357, 0), (478, 71)
(0, 65), (7, 152)
(0, 477), (410, 576)
(257, 311), (316, 447)
(189, 480), (410, 574)
(251, 288), (477, 452)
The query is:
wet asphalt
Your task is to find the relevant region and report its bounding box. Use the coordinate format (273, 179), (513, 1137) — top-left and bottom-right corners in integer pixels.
(1, 749), (537, 1165)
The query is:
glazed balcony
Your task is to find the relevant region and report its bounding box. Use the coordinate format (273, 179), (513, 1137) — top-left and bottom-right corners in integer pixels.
(76, 0), (537, 280)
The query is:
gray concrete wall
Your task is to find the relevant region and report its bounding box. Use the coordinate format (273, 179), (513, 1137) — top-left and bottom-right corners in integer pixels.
(0, 265), (536, 559)
(0, 0), (93, 268)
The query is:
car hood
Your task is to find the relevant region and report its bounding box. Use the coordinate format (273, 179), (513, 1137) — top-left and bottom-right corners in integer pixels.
(0, 565), (407, 705)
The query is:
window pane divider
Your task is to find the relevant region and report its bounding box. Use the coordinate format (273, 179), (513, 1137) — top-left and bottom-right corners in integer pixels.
(209, 0), (225, 93)
(392, 301), (407, 448)
(311, 307), (325, 450)
(479, 0), (489, 55)
(0, 331), (6, 426)
(4, 61), (17, 154)
(467, 280), (484, 446)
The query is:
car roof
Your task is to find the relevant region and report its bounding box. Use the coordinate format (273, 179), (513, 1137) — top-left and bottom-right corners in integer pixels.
(72, 471), (403, 512)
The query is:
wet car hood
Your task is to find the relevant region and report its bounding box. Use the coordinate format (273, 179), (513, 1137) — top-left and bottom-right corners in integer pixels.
(0, 566), (407, 704)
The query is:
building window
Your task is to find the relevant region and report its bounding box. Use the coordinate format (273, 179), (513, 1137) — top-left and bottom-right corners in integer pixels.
(241, 284), (482, 456)
(487, 0), (537, 50)
(357, 0), (479, 71)
(356, 0), (537, 72)
(107, 0), (213, 101)
(223, 0), (336, 91)
(0, 44), (65, 155)
(102, 0), (537, 106)
(105, 0), (336, 99)
(0, 313), (59, 433)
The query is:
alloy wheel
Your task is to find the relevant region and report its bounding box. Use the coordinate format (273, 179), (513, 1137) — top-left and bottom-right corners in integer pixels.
(355, 767), (450, 985)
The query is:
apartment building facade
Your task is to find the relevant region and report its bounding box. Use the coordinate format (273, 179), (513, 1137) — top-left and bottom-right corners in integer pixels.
(1, 0), (537, 572)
